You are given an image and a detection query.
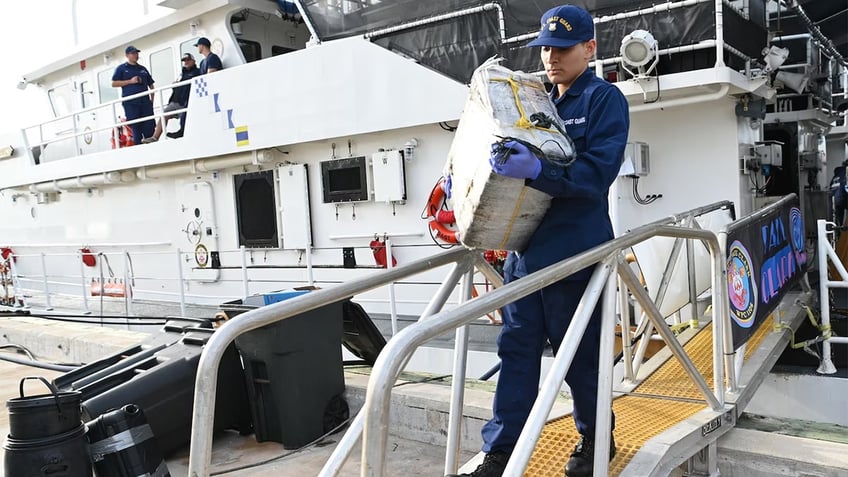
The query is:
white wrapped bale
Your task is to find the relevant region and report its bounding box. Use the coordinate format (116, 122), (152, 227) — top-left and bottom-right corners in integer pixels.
(445, 59), (574, 251)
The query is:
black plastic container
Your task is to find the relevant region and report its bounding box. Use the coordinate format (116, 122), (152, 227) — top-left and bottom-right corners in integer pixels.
(4, 424), (91, 477)
(87, 404), (169, 477)
(234, 299), (348, 448)
(7, 377), (82, 440)
(53, 327), (251, 456)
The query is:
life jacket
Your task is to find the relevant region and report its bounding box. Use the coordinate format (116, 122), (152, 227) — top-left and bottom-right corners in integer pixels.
(111, 118), (134, 148)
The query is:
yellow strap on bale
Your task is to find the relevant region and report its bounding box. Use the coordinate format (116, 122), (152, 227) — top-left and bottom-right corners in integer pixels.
(499, 185), (529, 250)
(492, 76), (556, 133)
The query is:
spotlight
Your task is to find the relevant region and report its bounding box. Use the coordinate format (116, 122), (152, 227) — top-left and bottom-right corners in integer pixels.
(775, 70), (810, 94)
(762, 45), (789, 74)
(620, 30), (658, 78)
(16, 80), (27, 90)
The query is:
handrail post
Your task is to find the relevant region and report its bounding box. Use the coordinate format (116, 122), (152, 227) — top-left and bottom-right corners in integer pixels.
(592, 262), (619, 477)
(444, 268), (474, 475)
(240, 245), (249, 300)
(78, 250), (91, 315)
(123, 249), (132, 319)
(8, 254), (26, 308)
(305, 245), (315, 286)
(686, 235), (700, 329)
(619, 274), (635, 382)
(716, 230), (738, 392)
(714, 0), (725, 67)
(386, 236), (398, 335)
(72, 114), (81, 155)
(112, 103), (120, 149)
(817, 219), (838, 374)
(176, 248), (186, 316)
(40, 252), (53, 311)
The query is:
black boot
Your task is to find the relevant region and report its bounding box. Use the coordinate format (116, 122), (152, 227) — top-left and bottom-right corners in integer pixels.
(446, 451), (510, 477)
(565, 435), (616, 477)
(166, 129), (184, 139)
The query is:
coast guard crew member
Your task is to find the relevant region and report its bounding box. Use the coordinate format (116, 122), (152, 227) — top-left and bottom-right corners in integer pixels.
(450, 5), (630, 477)
(111, 45), (156, 144)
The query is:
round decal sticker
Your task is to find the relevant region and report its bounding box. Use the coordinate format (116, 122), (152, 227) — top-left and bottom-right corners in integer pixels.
(83, 126), (93, 145)
(727, 240), (757, 328)
(195, 244), (209, 268)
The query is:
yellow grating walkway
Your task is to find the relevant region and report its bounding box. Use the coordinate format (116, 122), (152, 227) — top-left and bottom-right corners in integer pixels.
(525, 316), (775, 476)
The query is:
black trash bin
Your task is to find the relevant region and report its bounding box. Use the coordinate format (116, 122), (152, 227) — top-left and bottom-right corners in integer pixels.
(232, 291), (349, 449)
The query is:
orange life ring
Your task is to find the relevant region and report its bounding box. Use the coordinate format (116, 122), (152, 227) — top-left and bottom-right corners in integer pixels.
(425, 177), (448, 218)
(424, 177), (459, 244)
(429, 220), (459, 244)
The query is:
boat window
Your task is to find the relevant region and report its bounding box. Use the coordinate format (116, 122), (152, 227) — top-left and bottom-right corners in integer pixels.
(149, 47), (176, 89)
(80, 81), (94, 109)
(98, 69), (119, 104)
(237, 39), (262, 63)
(272, 45), (296, 56)
(234, 170), (280, 248)
(181, 39), (198, 60)
(48, 83), (74, 117)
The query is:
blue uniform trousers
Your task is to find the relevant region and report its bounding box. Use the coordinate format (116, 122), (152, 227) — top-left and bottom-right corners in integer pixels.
(123, 98), (155, 142)
(480, 276), (614, 453)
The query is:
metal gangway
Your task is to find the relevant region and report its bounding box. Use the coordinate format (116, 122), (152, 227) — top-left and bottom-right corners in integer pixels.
(186, 195), (814, 476)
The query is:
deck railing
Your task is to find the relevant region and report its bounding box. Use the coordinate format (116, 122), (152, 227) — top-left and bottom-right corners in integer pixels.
(21, 76), (196, 162)
(816, 219), (848, 374)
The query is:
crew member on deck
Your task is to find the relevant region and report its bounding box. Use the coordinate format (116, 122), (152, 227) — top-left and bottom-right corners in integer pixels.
(111, 45), (156, 145)
(195, 37), (223, 74)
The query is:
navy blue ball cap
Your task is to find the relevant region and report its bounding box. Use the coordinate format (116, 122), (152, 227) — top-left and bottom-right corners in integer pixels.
(194, 37), (211, 47)
(526, 5), (594, 49)
(125, 45), (140, 54)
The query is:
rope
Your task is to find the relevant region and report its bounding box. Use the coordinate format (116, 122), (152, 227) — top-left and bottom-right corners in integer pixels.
(773, 303), (834, 350)
(492, 76), (555, 132)
(499, 186), (529, 250)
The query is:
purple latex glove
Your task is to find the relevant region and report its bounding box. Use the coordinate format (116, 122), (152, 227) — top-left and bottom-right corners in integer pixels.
(489, 140), (542, 180)
(442, 175), (452, 199)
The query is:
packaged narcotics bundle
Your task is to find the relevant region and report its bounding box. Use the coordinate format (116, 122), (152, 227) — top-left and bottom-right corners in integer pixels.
(445, 58), (575, 251)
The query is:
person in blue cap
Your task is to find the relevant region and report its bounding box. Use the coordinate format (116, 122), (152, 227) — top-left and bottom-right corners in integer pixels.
(450, 4), (629, 477)
(111, 45), (156, 144)
(195, 37), (223, 74)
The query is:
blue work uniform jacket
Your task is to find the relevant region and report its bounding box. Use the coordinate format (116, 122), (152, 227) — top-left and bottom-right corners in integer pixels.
(112, 62), (155, 100)
(510, 68), (630, 280)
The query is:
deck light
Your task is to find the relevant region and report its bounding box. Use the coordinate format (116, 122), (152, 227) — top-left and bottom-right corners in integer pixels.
(762, 45), (789, 73)
(620, 30), (658, 78)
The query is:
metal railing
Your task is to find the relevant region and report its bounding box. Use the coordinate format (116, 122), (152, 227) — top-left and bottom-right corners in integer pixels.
(354, 225), (730, 477)
(185, 247), (477, 476)
(176, 199), (737, 477)
(3, 238), (482, 320)
(22, 76), (196, 161)
(816, 219), (848, 374)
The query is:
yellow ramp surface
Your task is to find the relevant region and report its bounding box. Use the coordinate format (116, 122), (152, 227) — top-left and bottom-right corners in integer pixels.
(525, 317), (774, 476)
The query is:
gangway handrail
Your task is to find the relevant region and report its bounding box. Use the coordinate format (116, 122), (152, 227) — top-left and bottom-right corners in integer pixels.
(185, 246), (474, 477)
(358, 223), (730, 477)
